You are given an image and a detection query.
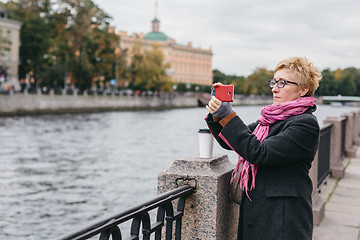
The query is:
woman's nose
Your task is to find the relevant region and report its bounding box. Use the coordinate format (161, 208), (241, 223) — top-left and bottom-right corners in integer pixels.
(272, 85), (279, 93)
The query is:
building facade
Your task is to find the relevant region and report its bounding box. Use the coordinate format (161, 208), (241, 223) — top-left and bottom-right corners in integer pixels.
(118, 17), (213, 86)
(0, 9), (21, 91)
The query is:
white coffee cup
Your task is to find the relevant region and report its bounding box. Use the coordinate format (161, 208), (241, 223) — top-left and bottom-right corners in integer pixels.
(198, 128), (214, 158)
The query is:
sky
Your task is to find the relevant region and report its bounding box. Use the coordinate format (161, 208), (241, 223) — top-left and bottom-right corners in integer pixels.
(93, 0), (360, 77)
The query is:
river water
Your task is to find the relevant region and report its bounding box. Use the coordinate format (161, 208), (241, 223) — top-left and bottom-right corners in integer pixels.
(0, 104), (358, 240)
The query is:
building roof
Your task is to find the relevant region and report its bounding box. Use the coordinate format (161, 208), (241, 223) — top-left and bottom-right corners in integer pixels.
(144, 31), (168, 42)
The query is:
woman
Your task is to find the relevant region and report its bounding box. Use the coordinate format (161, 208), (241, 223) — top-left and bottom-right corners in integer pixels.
(205, 57), (322, 240)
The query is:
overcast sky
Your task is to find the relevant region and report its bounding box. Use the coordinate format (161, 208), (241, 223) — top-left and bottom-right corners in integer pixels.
(93, 0), (360, 77)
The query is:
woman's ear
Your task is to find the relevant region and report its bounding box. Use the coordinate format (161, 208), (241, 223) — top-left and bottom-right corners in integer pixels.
(300, 87), (309, 97)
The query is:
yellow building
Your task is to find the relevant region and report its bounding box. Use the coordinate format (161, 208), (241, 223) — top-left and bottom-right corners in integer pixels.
(118, 17), (213, 86)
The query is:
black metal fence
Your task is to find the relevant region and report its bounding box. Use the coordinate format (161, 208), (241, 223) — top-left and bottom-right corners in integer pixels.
(54, 185), (195, 240)
(341, 117), (347, 160)
(317, 124), (332, 189)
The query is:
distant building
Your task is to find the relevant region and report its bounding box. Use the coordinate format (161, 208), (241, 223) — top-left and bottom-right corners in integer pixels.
(118, 17), (213, 86)
(0, 9), (21, 90)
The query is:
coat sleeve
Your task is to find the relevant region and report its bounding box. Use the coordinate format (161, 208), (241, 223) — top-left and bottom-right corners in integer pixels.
(206, 114), (259, 151)
(247, 121), (259, 132)
(219, 114), (320, 166)
(205, 114), (232, 150)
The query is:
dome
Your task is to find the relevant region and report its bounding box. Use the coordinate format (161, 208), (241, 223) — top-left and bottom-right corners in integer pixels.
(144, 31), (168, 42)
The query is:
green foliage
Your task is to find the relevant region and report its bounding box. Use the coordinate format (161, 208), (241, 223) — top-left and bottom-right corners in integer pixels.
(246, 68), (273, 95)
(2, 0), (121, 90)
(316, 69), (338, 96)
(316, 68), (360, 96)
(214, 67), (360, 96)
(213, 68), (273, 96)
(129, 43), (171, 91)
(5, 0), (52, 87)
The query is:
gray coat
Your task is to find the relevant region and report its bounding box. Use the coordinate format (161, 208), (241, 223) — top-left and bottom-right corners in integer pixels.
(206, 106), (319, 240)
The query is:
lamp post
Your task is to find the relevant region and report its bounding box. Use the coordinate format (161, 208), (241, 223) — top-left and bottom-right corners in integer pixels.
(64, 51), (68, 91)
(115, 47), (121, 84)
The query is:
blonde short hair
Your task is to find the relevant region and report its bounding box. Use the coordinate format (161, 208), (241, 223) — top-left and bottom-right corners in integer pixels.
(275, 57), (322, 97)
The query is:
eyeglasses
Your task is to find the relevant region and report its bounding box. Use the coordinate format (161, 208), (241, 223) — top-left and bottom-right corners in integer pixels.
(269, 78), (299, 88)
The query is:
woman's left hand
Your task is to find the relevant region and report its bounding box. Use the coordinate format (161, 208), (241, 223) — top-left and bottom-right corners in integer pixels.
(206, 96), (234, 118)
(206, 96), (221, 114)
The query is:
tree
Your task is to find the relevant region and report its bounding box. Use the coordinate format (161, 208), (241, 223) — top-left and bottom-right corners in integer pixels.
(213, 69), (247, 94)
(233, 75), (247, 95)
(143, 44), (171, 91)
(56, 0), (115, 90)
(129, 42), (171, 91)
(316, 69), (337, 96)
(213, 69), (226, 84)
(246, 68), (273, 95)
(5, 0), (51, 91)
(339, 70), (357, 96)
(343, 67), (360, 95)
(3, 0), (119, 90)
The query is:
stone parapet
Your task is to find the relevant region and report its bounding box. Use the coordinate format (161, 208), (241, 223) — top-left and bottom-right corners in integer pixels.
(323, 116), (346, 178)
(309, 151), (325, 225)
(341, 111), (357, 157)
(158, 154), (239, 240)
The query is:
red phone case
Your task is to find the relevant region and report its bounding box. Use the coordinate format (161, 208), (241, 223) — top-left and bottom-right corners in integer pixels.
(215, 85), (234, 102)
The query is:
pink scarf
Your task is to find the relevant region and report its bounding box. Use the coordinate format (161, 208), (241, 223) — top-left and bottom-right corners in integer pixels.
(231, 97), (317, 199)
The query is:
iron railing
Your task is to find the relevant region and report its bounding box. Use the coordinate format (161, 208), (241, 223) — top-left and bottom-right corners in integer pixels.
(317, 123), (332, 189)
(341, 117), (347, 160)
(54, 185), (195, 240)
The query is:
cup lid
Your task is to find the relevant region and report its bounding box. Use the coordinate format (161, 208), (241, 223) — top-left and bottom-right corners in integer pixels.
(198, 128), (211, 133)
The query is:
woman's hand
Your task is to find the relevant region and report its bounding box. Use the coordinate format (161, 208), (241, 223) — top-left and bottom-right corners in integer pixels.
(207, 82), (223, 114)
(212, 82), (223, 89)
(206, 82), (234, 118)
(206, 96), (222, 114)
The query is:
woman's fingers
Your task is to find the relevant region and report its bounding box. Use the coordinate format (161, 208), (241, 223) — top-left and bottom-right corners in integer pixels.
(212, 82), (224, 88)
(211, 96), (221, 105)
(206, 105), (214, 113)
(206, 96), (221, 113)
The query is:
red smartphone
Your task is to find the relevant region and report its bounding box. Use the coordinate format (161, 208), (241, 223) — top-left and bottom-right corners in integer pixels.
(214, 85), (234, 102)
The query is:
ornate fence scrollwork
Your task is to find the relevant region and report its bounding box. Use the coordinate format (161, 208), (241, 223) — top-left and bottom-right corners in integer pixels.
(99, 226), (122, 240)
(55, 185), (195, 240)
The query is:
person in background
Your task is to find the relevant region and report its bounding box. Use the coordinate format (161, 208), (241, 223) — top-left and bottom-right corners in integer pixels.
(205, 57), (322, 240)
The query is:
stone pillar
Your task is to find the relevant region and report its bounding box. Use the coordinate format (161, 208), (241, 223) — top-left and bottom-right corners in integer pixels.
(355, 110), (360, 146)
(323, 116), (345, 178)
(341, 112), (356, 157)
(309, 152), (325, 226)
(158, 154), (239, 240)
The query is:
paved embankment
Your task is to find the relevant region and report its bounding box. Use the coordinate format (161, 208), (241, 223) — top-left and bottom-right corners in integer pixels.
(0, 92), (199, 115)
(313, 148), (360, 240)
